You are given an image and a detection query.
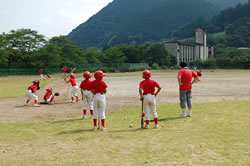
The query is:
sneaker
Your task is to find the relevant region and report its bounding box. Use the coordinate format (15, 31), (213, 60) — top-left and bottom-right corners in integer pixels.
(34, 104), (40, 107)
(93, 126), (97, 131)
(71, 100), (75, 103)
(187, 113), (192, 117)
(178, 114), (186, 118)
(155, 124), (159, 129)
(24, 103), (28, 106)
(76, 98), (79, 102)
(48, 102), (54, 105)
(82, 115), (86, 119)
(101, 127), (106, 131)
(145, 124), (150, 129)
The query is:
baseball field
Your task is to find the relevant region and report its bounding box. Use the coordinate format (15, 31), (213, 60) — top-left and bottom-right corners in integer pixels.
(0, 70), (249, 165)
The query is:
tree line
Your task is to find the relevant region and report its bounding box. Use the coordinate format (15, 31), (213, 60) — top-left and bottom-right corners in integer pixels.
(0, 29), (174, 69)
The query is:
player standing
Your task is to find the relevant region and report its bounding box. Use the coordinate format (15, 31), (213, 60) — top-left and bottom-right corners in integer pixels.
(139, 70), (161, 129)
(25, 80), (40, 107)
(62, 66), (67, 79)
(80, 71), (94, 119)
(91, 70), (108, 131)
(40, 69), (45, 80)
(177, 62), (199, 118)
(64, 73), (79, 102)
(69, 66), (73, 74)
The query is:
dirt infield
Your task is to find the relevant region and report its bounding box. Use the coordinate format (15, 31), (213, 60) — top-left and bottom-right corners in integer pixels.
(0, 70), (249, 122)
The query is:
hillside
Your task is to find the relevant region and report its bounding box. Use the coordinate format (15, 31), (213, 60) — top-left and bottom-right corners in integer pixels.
(67, 0), (219, 49)
(206, 0), (248, 9)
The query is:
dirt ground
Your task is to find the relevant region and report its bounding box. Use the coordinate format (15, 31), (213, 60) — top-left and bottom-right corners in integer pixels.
(0, 70), (249, 122)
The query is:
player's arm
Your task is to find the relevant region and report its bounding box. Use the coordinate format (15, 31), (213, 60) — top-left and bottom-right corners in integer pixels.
(154, 86), (161, 97)
(178, 77), (183, 86)
(81, 89), (83, 100)
(139, 88), (143, 101)
(191, 77), (199, 84)
(103, 88), (107, 94)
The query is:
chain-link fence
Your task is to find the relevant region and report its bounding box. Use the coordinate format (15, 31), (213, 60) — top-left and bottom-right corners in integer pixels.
(0, 63), (149, 76)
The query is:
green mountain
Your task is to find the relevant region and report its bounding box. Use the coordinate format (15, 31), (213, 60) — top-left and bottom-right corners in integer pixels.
(206, 0), (248, 9)
(67, 0), (219, 49)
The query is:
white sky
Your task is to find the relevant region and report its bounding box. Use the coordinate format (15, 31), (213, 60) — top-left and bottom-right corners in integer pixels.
(0, 0), (113, 38)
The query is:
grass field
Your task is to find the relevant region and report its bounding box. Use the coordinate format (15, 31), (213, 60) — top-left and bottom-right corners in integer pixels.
(0, 101), (249, 166)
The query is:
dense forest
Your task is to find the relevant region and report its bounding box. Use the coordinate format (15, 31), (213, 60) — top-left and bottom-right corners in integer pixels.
(206, 0), (248, 9)
(68, 0), (219, 49)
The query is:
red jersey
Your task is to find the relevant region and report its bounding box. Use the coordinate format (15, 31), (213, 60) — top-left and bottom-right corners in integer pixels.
(62, 67), (67, 73)
(28, 85), (38, 92)
(91, 80), (108, 94)
(69, 67), (73, 73)
(80, 79), (92, 91)
(67, 78), (77, 86)
(44, 92), (51, 100)
(139, 79), (160, 95)
(178, 68), (198, 91)
(40, 69), (43, 74)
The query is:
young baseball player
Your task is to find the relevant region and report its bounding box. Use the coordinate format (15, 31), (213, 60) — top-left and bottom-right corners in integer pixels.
(25, 80), (40, 107)
(80, 71), (94, 119)
(178, 62), (199, 118)
(139, 70), (161, 129)
(62, 66), (67, 78)
(64, 73), (79, 102)
(42, 88), (55, 104)
(40, 69), (45, 80)
(69, 66), (73, 74)
(91, 70), (108, 131)
(46, 73), (51, 80)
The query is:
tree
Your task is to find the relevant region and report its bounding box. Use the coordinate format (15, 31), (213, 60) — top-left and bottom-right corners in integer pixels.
(102, 47), (126, 63)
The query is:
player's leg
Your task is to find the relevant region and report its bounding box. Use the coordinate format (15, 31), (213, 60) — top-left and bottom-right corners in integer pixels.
(99, 95), (106, 130)
(178, 91), (187, 118)
(32, 93), (39, 107)
(149, 95), (159, 128)
(82, 93), (88, 119)
(186, 90), (192, 117)
(87, 91), (94, 117)
(73, 86), (79, 102)
(93, 95), (99, 130)
(25, 90), (32, 105)
(143, 95), (151, 128)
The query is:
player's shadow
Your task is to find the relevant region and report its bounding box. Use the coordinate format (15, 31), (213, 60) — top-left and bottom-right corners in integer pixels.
(57, 129), (93, 135)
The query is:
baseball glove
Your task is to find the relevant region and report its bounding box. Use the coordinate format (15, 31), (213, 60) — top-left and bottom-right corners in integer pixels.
(54, 92), (60, 96)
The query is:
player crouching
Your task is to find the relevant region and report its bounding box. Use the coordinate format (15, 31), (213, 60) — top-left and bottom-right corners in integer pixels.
(25, 80), (40, 107)
(91, 70), (108, 131)
(139, 70), (161, 129)
(42, 88), (55, 104)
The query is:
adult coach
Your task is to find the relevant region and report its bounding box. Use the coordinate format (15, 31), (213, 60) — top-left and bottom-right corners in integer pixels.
(177, 62), (199, 118)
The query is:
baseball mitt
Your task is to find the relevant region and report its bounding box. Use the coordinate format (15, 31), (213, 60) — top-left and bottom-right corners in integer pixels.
(54, 92), (60, 96)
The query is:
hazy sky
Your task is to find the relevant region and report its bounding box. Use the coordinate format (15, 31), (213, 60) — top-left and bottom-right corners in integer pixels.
(0, 0), (113, 38)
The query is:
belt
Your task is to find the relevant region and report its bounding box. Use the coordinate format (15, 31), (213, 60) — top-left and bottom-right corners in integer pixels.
(144, 93), (154, 95)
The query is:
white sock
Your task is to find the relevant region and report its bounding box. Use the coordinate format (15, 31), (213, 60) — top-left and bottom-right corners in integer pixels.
(188, 110), (192, 115)
(182, 109), (186, 115)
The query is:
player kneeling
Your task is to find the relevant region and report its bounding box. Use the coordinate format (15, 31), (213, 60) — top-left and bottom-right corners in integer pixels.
(43, 88), (55, 104)
(139, 70), (161, 129)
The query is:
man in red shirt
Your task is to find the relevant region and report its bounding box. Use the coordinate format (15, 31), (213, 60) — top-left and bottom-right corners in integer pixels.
(25, 80), (40, 107)
(80, 71), (94, 119)
(40, 69), (45, 80)
(91, 70), (108, 131)
(139, 70), (161, 129)
(64, 73), (79, 102)
(62, 66), (67, 79)
(177, 62), (199, 118)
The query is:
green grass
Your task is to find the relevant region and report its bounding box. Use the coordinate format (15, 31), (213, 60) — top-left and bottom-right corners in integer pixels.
(0, 75), (58, 98)
(0, 101), (249, 166)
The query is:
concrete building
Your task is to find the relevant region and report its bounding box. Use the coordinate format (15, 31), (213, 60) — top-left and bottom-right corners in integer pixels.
(165, 28), (214, 65)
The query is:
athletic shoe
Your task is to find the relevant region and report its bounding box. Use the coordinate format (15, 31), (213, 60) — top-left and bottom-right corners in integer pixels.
(71, 100), (75, 103)
(101, 126), (106, 131)
(145, 124), (150, 129)
(82, 115), (86, 119)
(24, 103), (28, 106)
(34, 104), (40, 107)
(187, 114), (192, 117)
(178, 114), (186, 118)
(48, 102), (54, 105)
(93, 126), (97, 131)
(155, 124), (159, 129)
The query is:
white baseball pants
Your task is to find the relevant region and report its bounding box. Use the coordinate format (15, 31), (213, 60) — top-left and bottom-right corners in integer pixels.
(25, 90), (38, 101)
(93, 94), (106, 119)
(82, 90), (94, 110)
(143, 94), (158, 121)
(70, 86), (79, 97)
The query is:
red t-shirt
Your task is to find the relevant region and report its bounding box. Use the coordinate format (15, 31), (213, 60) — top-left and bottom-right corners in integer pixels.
(40, 70), (43, 74)
(91, 80), (108, 94)
(69, 67), (73, 72)
(62, 67), (67, 73)
(80, 79), (92, 91)
(178, 68), (198, 91)
(44, 92), (51, 100)
(67, 78), (77, 86)
(139, 79), (160, 95)
(28, 85), (38, 92)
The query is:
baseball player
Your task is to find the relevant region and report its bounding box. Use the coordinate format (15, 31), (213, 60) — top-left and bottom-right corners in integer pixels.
(40, 69), (45, 80)
(46, 73), (51, 80)
(62, 66), (67, 78)
(139, 70), (161, 129)
(91, 70), (108, 131)
(69, 66), (73, 74)
(25, 80), (40, 107)
(64, 73), (79, 102)
(80, 71), (94, 119)
(42, 88), (55, 104)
